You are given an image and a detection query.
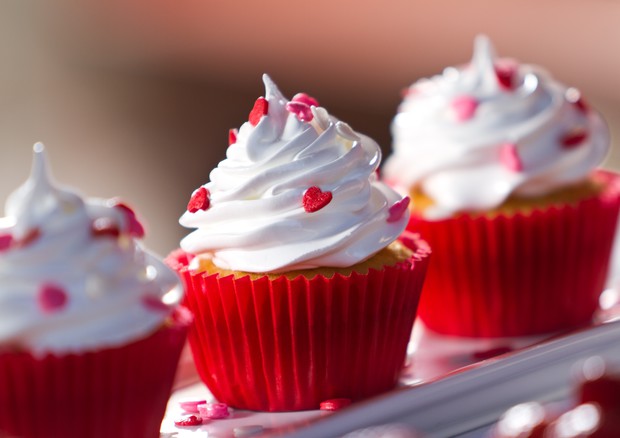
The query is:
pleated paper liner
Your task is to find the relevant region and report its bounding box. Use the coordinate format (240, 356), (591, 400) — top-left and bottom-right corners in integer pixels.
(407, 170), (620, 338)
(0, 309), (190, 438)
(167, 234), (430, 412)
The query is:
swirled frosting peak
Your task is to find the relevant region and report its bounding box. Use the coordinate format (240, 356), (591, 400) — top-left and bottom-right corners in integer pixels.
(180, 74), (409, 273)
(0, 143), (183, 355)
(384, 35), (609, 219)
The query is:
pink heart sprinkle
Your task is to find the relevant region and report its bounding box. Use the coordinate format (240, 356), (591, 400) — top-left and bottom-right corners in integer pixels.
(451, 96), (479, 122)
(494, 60), (518, 90)
(17, 228), (41, 248)
(38, 283), (68, 313)
(198, 402), (230, 420)
(248, 97), (269, 126)
(113, 201), (145, 238)
(286, 101), (314, 122)
(387, 196), (410, 223)
(179, 399), (207, 414)
(187, 187), (210, 214)
(500, 143), (523, 172)
(228, 128), (238, 146)
(560, 128), (589, 149)
(0, 234), (13, 252)
(302, 186), (332, 213)
(291, 92), (319, 108)
(141, 294), (170, 312)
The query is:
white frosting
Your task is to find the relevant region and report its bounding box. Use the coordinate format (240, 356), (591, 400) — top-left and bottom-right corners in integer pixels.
(180, 74), (409, 273)
(384, 35), (609, 219)
(0, 144), (183, 355)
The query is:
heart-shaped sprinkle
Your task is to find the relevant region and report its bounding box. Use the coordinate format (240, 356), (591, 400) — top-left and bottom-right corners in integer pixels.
(286, 101), (314, 122)
(320, 398), (352, 411)
(38, 283), (68, 313)
(387, 196), (410, 223)
(451, 96), (479, 122)
(18, 228), (41, 248)
(0, 234), (14, 252)
(141, 294), (170, 312)
(565, 88), (589, 113)
(561, 128), (589, 149)
(179, 399), (207, 414)
(92, 218), (121, 238)
(291, 92), (319, 108)
(187, 187), (210, 213)
(113, 202), (145, 238)
(174, 415), (202, 427)
(500, 143), (523, 172)
(494, 60), (518, 90)
(228, 128), (238, 146)
(303, 186), (332, 213)
(198, 402), (230, 420)
(249, 97), (269, 126)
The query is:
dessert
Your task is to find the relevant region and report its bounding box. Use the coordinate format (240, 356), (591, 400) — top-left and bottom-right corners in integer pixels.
(383, 35), (620, 337)
(0, 144), (188, 438)
(167, 74), (430, 411)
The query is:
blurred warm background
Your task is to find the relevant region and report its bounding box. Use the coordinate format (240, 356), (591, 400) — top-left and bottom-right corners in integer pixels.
(1, 0), (619, 255)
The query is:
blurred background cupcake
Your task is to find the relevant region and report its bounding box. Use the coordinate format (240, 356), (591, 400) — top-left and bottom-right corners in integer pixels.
(383, 36), (620, 337)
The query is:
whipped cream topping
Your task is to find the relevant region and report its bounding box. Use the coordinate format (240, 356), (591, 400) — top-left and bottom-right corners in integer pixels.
(0, 144), (183, 355)
(384, 35), (609, 219)
(180, 74), (409, 273)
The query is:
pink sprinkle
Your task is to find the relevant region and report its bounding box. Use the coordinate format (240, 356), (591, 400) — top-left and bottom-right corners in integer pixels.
(229, 128), (238, 146)
(179, 399), (207, 414)
(320, 398), (352, 411)
(141, 294), (170, 312)
(291, 92), (319, 108)
(500, 143), (523, 172)
(0, 234), (13, 252)
(451, 96), (479, 121)
(174, 415), (202, 427)
(17, 228), (41, 248)
(187, 187), (210, 213)
(561, 128), (589, 149)
(38, 283), (68, 313)
(249, 97), (269, 126)
(198, 402), (230, 419)
(286, 101), (314, 122)
(302, 186), (332, 213)
(494, 60), (518, 90)
(387, 197), (410, 223)
(113, 201), (145, 238)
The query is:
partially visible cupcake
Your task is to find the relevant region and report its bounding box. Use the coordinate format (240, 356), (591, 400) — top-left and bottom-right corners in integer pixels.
(167, 74), (430, 412)
(0, 144), (188, 438)
(383, 35), (620, 337)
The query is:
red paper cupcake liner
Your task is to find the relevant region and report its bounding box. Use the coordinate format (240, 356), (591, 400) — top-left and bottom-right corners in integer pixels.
(0, 309), (190, 438)
(407, 170), (620, 338)
(167, 235), (430, 412)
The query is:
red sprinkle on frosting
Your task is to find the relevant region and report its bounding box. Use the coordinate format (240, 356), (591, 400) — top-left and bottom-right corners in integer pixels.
(249, 97), (269, 126)
(565, 88), (589, 113)
(286, 101), (314, 122)
(387, 196), (410, 223)
(174, 415), (202, 427)
(500, 143), (523, 172)
(494, 60), (518, 90)
(187, 187), (210, 213)
(451, 95), (479, 122)
(320, 398), (352, 411)
(303, 186), (332, 213)
(291, 92), (319, 108)
(18, 228), (41, 248)
(561, 128), (589, 149)
(38, 283), (68, 313)
(113, 201), (145, 238)
(229, 128), (238, 146)
(0, 234), (14, 252)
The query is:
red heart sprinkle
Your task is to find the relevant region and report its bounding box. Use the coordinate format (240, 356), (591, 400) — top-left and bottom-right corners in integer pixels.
(561, 128), (589, 149)
(286, 101), (314, 122)
(174, 415), (202, 427)
(494, 60), (518, 90)
(0, 234), (14, 252)
(17, 228), (41, 248)
(291, 92), (319, 108)
(387, 196), (410, 223)
(228, 128), (238, 146)
(91, 218), (121, 238)
(451, 95), (479, 122)
(113, 201), (145, 238)
(500, 143), (523, 172)
(320, 398), (351, 411)
(187, 187), (210, 213)
(249, 97), (269, 126)
(38, 283), (68, 313)
(141, 294), (170, 312)
(303, 186), (333, 213)
(565, 88), (589, 113)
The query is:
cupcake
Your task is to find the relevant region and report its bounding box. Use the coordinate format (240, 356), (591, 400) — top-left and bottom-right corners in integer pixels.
(167, 74), (430, 412)
(383, 35), (620, 337)
(0, 144), (188, 438)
